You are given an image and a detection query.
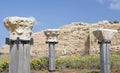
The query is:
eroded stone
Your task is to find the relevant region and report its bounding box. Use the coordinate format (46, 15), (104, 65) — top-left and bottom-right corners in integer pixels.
(93, 28), (117, 42)
(44, 29), (60, 42)
(4, 16), (35, 40)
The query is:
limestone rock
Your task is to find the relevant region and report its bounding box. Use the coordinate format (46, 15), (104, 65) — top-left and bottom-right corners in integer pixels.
(1, 20), (120, 57)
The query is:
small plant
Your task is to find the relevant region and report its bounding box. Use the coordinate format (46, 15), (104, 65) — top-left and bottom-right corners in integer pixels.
(30, 57), (48, 70)
(115, 68), (120, 73)
(0, 60), (9, 72)
(0, 54), (120, 72)
(109, 21), (119, 24)
(56, 55), (100, 69)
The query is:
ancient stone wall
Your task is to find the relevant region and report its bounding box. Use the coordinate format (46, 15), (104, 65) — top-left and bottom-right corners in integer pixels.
(1, 20), (120, 57)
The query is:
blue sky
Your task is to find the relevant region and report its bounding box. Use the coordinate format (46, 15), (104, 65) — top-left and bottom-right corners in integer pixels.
(0, 0), (120, 47)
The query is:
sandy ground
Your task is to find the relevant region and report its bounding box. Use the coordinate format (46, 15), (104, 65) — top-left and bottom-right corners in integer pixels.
(1, 69), (99, 73)
(1, 69), (118, 73)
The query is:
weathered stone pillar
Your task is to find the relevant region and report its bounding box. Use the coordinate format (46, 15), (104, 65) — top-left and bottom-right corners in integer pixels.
(93, 28), (117, 73)
(44, 29), (60, 72)
(4, 17), (35, 73)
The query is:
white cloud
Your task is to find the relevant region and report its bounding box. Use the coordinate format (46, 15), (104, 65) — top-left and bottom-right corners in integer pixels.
(35, 20), (42, 26)
(97, 0), (104, 4)
(110, 0), (120, 10)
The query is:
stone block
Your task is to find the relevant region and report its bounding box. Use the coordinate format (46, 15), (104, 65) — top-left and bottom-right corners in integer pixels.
(93, 28), (117, 42)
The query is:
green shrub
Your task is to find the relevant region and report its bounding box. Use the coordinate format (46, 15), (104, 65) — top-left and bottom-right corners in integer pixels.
(111, 55), (120, 69)
(56, 57), (81, 69)
(0, 60), (9, 72)
(115, 68), (120, 73)
(30, 57), (48, 70)
(88, 55), (100, 69)
(56, 55), (100, 69)
(0, 54), (120, 72)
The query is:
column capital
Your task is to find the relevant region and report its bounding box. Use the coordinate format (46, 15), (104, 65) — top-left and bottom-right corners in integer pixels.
(93, 28), (117, 42)
(44, 29), (60, 43)
(4, 16), (35, 41)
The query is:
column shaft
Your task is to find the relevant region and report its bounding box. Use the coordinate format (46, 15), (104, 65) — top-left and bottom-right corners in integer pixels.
(48, 42), (55, 71)
(100, 43), (110, 73)
(9, 44), (18, 73)
(9, 42), (30, 73)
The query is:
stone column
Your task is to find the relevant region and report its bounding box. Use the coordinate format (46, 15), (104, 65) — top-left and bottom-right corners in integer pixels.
(4, 17), (35, 73)
(44, 29), (60, 72)
(93, 28), (117, 73)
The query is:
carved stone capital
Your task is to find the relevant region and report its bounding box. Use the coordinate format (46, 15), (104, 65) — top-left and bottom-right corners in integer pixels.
(44, 29), (60, 43)
(93, 28), (117, 42)
(4, 16), (35, 41)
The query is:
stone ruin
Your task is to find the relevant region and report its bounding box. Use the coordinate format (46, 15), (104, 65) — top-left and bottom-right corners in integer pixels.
(44, 29), (60, 43)
(4, 16), (35, 40)
(3, 16), (35, 73)
(31, 20), (120, 57)
(1, 20), (120, 57)
(93, 28), (117, 42)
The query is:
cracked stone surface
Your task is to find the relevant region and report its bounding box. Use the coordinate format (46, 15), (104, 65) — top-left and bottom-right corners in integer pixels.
(44, 29), (60, 43)
(93, 28), (117, 42)
(1, 20), (120, 56)
(4, 16), (35, 40)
